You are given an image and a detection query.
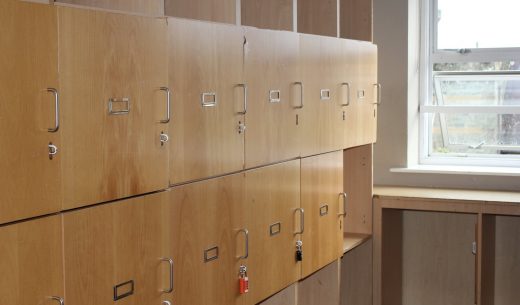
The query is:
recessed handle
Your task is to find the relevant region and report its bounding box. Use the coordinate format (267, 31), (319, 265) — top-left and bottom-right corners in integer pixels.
(269, 90), (281, 103)
(159, 87), (171, 124)
(204, 246), (219, 263)
(47, 296), (64, 305)
(320, 204), (329, 216)
(237, 84), (248, 114)
(320, 89), (331, 101)
(338, 192), (347, 216)
(341, 83), (351, 106)
(237, 229), (249, 259)
(201, 92), (217, 107)
(269, 222), (281, 236)
(160, 258), (174, 293)
(374, 83), (382, 105)
(108, 98), (130, 115)
(294, 82), (304, 109)
(294, 208), (305, 234)
(46, 88), (59, 132)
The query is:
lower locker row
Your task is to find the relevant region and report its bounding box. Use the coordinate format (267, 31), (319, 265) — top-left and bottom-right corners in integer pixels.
(0, 152), (345, 305)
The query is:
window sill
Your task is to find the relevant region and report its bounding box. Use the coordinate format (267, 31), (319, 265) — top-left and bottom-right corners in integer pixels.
(390, 165), (520, 177)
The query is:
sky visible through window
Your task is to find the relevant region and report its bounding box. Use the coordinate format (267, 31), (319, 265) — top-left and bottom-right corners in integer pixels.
(437, 0), (520, 49)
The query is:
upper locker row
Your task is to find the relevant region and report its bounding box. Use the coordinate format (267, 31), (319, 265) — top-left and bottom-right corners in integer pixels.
(0, 1), (378, 224)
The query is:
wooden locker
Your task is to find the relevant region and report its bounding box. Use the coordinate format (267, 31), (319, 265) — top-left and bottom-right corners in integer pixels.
(297, 0), (338, 37)
(168, 173), (247, 305)
(241, 0), (294, 31)
(298, 261), (341, 305)
(300, 34), (345, 157)
(164, 0), (237, 24)
(357, 42), (378, 146)
(245, 160), (302, 305)
(300, 151), (345, 278)
(168, 18), (245, 184)
(59, 7), (170, 209)
(244, 28), (301, 168)
(54, 0), (164, 16)
(0, 215), (64, 305)
(0, 0), (61, 224)
(63, 193), (173, 305)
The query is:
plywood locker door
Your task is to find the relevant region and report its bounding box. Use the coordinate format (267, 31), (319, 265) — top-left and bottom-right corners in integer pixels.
(63, 193), (173, 305)
(168, 173), (247, 305)
(0, 1), (61, 224)
(300, 151), (345, 278)
(340, 39), (361, 149)
(168, 18), (245, 184)
(59, 7), (170, 209)
(300, 34), (345, 157)
(357, 42), (378, 145)
(0, 215), (64, 305)
(244, 28), (301, 168)
(245, 160), (301, 305)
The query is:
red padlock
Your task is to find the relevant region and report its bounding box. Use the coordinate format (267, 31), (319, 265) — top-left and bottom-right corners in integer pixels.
(239, 265), (249, 294)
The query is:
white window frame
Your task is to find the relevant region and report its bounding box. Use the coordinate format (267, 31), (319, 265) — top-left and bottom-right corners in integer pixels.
(419, 0), (520, 168)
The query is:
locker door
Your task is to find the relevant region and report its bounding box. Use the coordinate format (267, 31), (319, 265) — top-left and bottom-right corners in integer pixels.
(169, 173), (247, 305)
(357, 42), (379, 146)
(168, 18), (245, 184)
(244, 28), (301, 168)
(63, 193), (172, 305)
(0, 215), (64, 305)
(300, 34), (344, 157)
(340, 39), (361, 149)
(300, 151), (345, 278)
(245, 160), (301, 305)
(59, 7), (170, 209)
(0, 1), (61, 224)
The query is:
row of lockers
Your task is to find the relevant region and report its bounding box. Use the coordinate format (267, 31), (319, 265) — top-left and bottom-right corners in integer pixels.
(0, 152), (345, 305)
(0, 1), (377, 225)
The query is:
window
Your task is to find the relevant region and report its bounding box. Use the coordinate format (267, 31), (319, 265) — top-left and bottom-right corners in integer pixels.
(420, 0), (520, 167)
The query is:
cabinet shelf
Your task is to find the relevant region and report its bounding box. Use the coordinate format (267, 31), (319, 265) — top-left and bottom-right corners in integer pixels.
(343, 232), (371, 254)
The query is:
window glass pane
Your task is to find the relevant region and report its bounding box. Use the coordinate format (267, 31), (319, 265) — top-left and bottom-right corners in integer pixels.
(437, 0), (520, 49)
(430, 113), (520, 156)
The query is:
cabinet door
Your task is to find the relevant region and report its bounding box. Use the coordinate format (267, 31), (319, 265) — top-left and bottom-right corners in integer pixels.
(59, 7), (169, 209)
(0, 215), (64, 305)
(245, 160), (301, 305)
(300, 34), (344, 157)
(298, 260), (340, 305)
(169, 173), (247, 305)
(165, 0), (237, 24)
(0, 1), (60, 224)
(54, 0), (164, 16)
(244, 28), (301, 168)
(169, 18), (245, 184)
(301, 151), (344, 278)
(63, 194), (172, 305)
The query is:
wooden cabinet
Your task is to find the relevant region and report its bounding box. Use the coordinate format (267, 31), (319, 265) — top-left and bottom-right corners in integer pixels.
(342, 40), (378, 148)
(297, 0), (338, 37)
(168, 18), (245, 184)
(244, 28), (301, 168)
(0, 1), (61, 224)
(0, 215), (64, 305)
(301, 151), (344, 278)
(168, 172), (246, 305)
(298, 260), (340, 305)
(300, 35), (345, 157)
(340, 0), (373, 41)
(59, 7), (169, 209)
(63, 193), (172, 305)
(341, 239), (373, 305)
(241, 0), (294, 31)
(245, 160), (301, 305)
(165, 0), (237, 24)
(54, 0), (164, 16)
(344, 144), (373, 235)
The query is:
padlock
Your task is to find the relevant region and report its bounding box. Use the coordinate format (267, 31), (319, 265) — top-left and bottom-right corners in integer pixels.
(239, 265), (249, 294)
(296, 240), (303, 262)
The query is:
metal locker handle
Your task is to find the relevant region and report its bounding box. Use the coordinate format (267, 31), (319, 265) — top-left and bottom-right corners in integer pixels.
(47, 296), (64, 305)
(159, 87), (171, 123)
(237, 229), (249, 259)
(237, 84), (248, 114)
(341, 83), (351, 106)
(294, 82), (304, 109)
(338, 193), (348, 216)
(374, 83), (382, 105)
(46, 88), (60, 132)
(160, 257), (174, 293)
(295, 208), (305, 234)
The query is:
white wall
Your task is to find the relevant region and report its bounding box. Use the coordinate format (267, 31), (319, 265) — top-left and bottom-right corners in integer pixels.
(372, 0), (520, 191)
